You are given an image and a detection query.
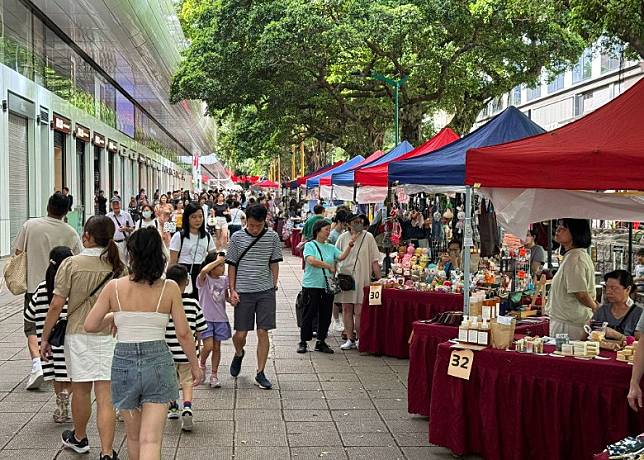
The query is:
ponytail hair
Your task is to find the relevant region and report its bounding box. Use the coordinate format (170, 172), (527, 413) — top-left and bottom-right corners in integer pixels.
(83, 216), (124, 275)
(45, 246), (73, 303)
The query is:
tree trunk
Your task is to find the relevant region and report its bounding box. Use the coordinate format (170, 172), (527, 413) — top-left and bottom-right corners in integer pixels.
(400, 104), (424, 145)
(447, 99), (488, 135)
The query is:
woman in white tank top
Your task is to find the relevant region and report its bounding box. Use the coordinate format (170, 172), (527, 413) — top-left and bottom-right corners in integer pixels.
(85, 227), (204, 460)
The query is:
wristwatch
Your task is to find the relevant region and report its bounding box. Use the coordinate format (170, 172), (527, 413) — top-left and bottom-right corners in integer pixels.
(273, 286), (279, 291)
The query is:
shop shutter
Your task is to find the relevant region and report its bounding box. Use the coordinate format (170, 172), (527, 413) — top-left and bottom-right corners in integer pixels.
(8, 113), (29, 245)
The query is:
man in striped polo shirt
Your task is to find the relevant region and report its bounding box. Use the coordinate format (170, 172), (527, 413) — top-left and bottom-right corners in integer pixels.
(226, 204), (283, 389)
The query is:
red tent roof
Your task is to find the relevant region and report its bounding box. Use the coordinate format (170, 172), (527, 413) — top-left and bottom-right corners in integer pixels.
(296, 161), (344, 186)
(465, 77), (644, 190)
(256, 180), (279, 188)
(354, 128), (459, 187)
(319, 150), (386, 186)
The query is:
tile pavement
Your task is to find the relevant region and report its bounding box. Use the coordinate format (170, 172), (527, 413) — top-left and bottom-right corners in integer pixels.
(0, 254), (480, 459)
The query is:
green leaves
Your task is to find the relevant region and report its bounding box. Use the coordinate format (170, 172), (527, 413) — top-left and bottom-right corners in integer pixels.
(172, 0), (589, 172)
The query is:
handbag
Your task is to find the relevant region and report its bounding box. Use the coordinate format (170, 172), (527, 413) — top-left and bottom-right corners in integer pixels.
(48, 272), (114, 347)
(312, 242), (341, 295)
(3, 251), (27, 295)
(336, 233), (366, 291)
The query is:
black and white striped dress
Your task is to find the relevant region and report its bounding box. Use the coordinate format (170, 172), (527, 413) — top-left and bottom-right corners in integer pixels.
(24, 281), (70, 381)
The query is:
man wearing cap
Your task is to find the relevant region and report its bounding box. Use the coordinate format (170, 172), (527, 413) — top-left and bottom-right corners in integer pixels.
(106, 197), (134, 264)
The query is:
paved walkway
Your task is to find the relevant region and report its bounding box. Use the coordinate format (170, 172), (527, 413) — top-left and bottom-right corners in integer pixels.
(0, 253), (467, 460)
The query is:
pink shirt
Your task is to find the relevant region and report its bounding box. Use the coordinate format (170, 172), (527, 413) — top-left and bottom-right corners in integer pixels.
(196, 275), (229, 323)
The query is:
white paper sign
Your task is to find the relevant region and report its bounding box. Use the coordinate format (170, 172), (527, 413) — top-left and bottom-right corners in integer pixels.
(448, 348), (474, 380)
(368, 284), (383, 306)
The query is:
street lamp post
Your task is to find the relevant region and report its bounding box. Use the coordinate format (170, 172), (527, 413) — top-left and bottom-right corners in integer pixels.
(371, 72), (408, 145)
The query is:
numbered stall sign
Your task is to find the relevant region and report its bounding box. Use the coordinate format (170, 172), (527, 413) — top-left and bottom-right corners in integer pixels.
(447, 348), (474, 380)
(368, 284), (383, 306)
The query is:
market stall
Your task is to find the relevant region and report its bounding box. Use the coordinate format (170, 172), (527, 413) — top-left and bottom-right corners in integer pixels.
(329, 140), (413, 201)
(290, 228), (302, 256)
(428, 342), (644, 460)
(354, 128), (459, 204)
(319, 150), (385, 200)
(358, 287), (463, 358)
(305, 155), (363, 189)
(408, 318), (550, 416)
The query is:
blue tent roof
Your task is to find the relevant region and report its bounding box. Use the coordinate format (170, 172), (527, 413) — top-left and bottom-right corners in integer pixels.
(389, 107), (545, 186)
(332, 140), (414, 187)
(306, 155), (364, 188)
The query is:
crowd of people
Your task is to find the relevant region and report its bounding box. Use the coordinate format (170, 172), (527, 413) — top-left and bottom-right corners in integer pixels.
(9, 185), (644, 460)
(14, 188), (282, 460)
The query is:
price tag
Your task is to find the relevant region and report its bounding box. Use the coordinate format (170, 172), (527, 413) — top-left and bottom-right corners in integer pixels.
(447, 348), (474, 380)
(368, 284), (383, 306)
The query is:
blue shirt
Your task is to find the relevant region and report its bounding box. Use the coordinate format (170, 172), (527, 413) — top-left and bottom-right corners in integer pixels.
(302, 241), (341, 289)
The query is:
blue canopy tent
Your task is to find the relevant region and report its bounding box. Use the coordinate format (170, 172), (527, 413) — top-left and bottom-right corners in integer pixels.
(306, 155), (364, 189)
(331, 141), (414, 201)
(388, 107), (545, 191)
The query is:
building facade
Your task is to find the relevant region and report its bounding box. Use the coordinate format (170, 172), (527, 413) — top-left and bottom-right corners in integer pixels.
(474, 46), (644, 130)
(0, 0), (214, 255)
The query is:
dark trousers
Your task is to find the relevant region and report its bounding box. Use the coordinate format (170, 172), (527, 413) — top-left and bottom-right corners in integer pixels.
(300, 288), (334, 343)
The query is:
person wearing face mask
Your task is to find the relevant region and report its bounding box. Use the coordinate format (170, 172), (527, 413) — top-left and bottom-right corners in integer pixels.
(335, 214), (382, 350)
(135, 205), (159, 231)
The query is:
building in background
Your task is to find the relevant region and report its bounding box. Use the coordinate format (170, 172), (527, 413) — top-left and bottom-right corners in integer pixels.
(473, 45), (644, 130)
(0, 0), (217, 255)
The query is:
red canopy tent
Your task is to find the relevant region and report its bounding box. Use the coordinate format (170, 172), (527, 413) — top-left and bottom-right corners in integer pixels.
(319, 150), (385, 186)
(255, 179), (280, 189)
(354, 128), (460, 203)
(355, 128), (459, 187)
(464, 76), (644, 237)
(295, 161), (344, 187)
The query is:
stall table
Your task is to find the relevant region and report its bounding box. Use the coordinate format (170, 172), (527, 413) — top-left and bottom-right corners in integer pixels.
(429, 342), (644, 460)
(358, 288), (463, 358)
(290, 228), (302, 256)
(408, 319), (550, 416)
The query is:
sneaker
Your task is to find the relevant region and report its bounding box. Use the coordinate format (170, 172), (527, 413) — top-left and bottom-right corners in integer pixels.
(314, 341), (334, 354)
(296, 342), (308, 354)
(53, 392), (69, 423)
(26, 368), (44, 390)
(209, 375), (221, 388)
(167, 401), (180, 420)
(181, 406), (194, 432)
(254, 371), (273, 390)
(99, 450), (119, 460)
(230, 349), (245, 377)
(340, 339), (357, 350)
(333, 319), (344, 332)
(61, 429), (90, 454)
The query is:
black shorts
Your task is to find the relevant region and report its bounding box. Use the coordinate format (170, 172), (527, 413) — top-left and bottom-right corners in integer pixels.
(234, 289), (277, 331)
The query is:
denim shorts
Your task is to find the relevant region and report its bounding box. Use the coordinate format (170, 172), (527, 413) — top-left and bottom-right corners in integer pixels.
(111, 340), (179, 411)
(201, 321), (232, 341)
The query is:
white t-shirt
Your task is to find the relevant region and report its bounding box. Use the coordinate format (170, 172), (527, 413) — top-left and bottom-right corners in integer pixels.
(169, 231), (216, 264)
(230, 208), (246, 226)
(135, 218), (159, 230)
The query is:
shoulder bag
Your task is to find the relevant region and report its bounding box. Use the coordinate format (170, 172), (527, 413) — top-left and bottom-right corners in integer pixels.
(336, 233), (366, 292)
(231, 229), (267, 284)
(614, 304), (638, 335)
(313, 242), (341, 295)
(48, 271), (115, 347)
(3, 251), (27, 295)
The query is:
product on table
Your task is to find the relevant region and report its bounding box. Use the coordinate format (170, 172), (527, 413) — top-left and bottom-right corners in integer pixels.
(559, 341), (600, 358)
(514, 336), (545, 354)
(616, 342), (638, 363)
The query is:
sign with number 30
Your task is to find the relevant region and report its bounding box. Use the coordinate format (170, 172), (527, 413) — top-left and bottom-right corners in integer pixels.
(447, 348), (474, 380)
(368, 285), (382, 305)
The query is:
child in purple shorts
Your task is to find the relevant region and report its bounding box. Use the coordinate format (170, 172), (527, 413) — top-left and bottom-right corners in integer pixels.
(196, 253), (231, 388)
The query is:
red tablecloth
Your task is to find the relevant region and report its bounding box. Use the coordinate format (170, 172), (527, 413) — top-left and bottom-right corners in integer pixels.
(358, 289), (463, 358)
(429, 342), (644, 460)
(290, 228), (302, 256)
(408, 319), (550, 416)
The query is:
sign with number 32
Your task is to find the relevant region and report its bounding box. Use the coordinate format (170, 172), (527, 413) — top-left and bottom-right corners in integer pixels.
(447, 348), (474, 380)
(368, 284), (383, 306)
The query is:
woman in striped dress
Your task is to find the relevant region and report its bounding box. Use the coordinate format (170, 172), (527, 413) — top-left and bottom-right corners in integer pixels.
(24, 246), (73, 423)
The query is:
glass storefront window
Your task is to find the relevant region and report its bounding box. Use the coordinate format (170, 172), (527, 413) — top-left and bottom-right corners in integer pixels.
(1, 0), (34, 79)
(116, 91), (135, 137)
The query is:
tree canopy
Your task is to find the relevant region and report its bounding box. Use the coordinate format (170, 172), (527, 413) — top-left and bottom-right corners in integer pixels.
(172, 0), (586, 174)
